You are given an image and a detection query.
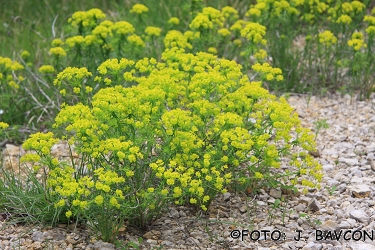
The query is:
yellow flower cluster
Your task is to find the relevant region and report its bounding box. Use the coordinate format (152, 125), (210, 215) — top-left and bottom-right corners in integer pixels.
(20, 50), (30, 59)
(247, 1), (299, 18)
(240, 22), (267, 45)
(207, 47), (217, 54)
(230, 20), (247, 32)
(252, 63), (283, 81)
(254, 49), (267, 61)
(348, 31), (367, 51)
(38, 65), (55, 74)
(53, 67), (92, 87)
(246, 2), (266, 17)
(97, 58), (135, 75)
(364, 15), (375, 25)
(127, 34), (145, 47)
(218, 28), (231, 37)
(189, 13), (214, 30)
(145, 26), (162, 37)
(0, 56), (24, 71)
(68, 8), (106, 28)
(202, 7), (224, 26)
(366, 26), (375, 36)
(49, 47), (67, 57)
(168, 17), (180, 25)
(0, 122), (9, 129)
(350, 1), (365, 14)
(0, 56), (24, 89)
(65, 36), (86, 48)
(92, 20), (113, 39)
(318, 30), (337, 46)
(221, 6), (239, 20)
(164, 30), (192, 49)
(336, 14), (352, 24)
(22, 132), (58, 155)
(189, 7), (224, 30)
(113, 21), (135, 36)
(130, 3), (149, 14)
(51, 38), (64, 47)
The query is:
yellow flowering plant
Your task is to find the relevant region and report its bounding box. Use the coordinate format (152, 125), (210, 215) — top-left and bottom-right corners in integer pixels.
(21, 48), (321, 241)
(3, 1), (375, 245)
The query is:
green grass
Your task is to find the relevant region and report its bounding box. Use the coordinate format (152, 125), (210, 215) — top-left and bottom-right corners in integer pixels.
(1, 1), (118, 60)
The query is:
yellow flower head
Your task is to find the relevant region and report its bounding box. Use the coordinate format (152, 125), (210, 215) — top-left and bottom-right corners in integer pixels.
(53, 67), (92, 86)
(240, 22), (267, 45)
(341, 2), (353, 14)
(130, 4), (149, 14)
(92, 24), (113, 39)
(0, 122), (9, 129)
(351, 1), (365, 14)
(127, 34), (146, 47)
(336, 14), (352, 24)
(145, 26), (162, 37)
(254, 49), (268, 61)
(246, 8), (262, 17)
(230, 20), (247, 32)
(207, 47), (217, 54)
(38, 65), (55, 74)
(66, 36), (85, 48)
(113, 21), (135, 35)
(164, 30), (192, 49)
(348, 32), (366, 51)
(49, 47), (66, 57)
(222, 6), (239, 20)
(51, 38), (64, 47)
(366, 26), (375, 36)
(364, 15), (375, 26)
(168, 17), (180, 25)
(318, 30), (337, 46)
(189, 13), (213, 30)
(65, 211), (72, 218)
(68, 8), (106, 27)
(218, 28), (231, 37)
(20, 50), (30, 59)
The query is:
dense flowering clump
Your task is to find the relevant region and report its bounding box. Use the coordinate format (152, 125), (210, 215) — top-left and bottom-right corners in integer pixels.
(2, 5), (375, 245)
(23, 48), (321, 231)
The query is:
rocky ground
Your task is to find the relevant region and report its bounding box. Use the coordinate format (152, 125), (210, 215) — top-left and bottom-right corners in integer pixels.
(1, 92), (375, 250)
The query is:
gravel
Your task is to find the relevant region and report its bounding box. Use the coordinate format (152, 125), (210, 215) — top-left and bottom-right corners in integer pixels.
(1, 92), (375, 249)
